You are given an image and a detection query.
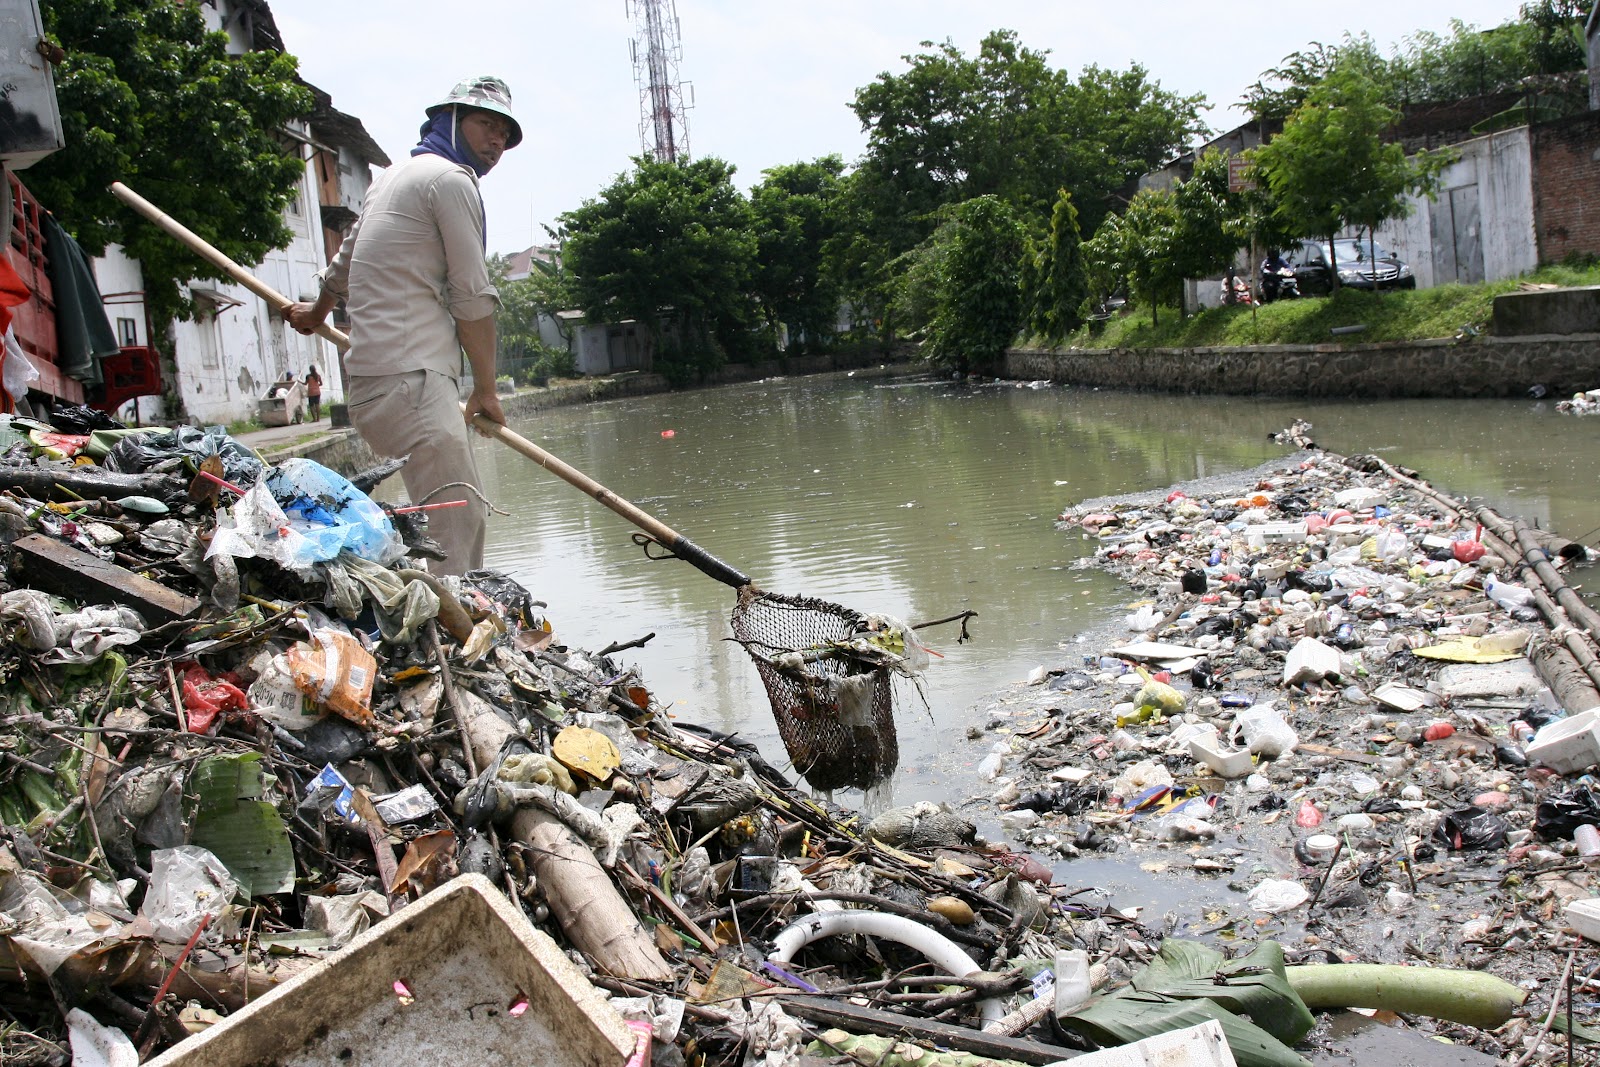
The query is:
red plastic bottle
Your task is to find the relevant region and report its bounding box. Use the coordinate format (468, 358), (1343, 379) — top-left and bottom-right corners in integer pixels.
(1424, 722), (1455, 742)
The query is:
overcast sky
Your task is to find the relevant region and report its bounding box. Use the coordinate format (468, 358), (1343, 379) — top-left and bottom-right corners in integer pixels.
(270, 0), (1538, 256)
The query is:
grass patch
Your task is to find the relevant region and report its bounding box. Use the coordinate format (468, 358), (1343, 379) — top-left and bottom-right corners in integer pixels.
(1055, 262), (1600, 350)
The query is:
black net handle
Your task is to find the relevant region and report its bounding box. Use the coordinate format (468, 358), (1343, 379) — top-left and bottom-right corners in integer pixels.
(469, 411), (753, 590)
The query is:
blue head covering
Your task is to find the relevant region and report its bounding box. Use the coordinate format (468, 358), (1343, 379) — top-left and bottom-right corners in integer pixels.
(411, 108), (491, 178)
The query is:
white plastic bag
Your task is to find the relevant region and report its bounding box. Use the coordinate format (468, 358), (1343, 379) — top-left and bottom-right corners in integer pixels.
(1234, 702), (1298, 759)
(66, 1008), (138, 1067)
(1247, 878), (1310, 914)
(1, 325), (39, 403)
(139, 845), (238, 943)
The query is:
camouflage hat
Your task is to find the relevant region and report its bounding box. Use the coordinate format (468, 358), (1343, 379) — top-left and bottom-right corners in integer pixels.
(426, 75), (523, 148)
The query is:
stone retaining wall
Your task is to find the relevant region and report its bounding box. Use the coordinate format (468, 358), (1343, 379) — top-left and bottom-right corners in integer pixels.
(1005, 334), (1600, 398)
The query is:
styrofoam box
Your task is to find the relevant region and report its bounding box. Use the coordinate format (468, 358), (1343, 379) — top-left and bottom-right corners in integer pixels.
(1527, 709), (1600, 775)
(1566, 898), (1600, 943)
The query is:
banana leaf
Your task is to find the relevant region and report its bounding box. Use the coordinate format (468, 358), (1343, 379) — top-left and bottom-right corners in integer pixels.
(1128, 940), (1314, 1045)
(190, 753), (296, 897)
(1063, 993), (1313, 1067)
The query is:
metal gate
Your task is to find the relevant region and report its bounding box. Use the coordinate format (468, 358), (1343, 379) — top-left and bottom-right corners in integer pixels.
(1431, 184), (1485, 285)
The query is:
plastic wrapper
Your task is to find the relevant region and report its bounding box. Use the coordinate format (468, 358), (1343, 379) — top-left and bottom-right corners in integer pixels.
(285, 629), (377, 727)
(1433, 806), (1509, 851)
(181, 663), (250, 733)
(0, 587), (57, 650)
(139, 845), (239, 943)
(247, 651), (322, 730)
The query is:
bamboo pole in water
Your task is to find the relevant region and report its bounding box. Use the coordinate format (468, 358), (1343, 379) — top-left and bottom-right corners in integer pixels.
(1364, 456), (1600, 710)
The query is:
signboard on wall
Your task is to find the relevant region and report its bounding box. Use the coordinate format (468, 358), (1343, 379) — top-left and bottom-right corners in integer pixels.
(1227, 158), (1255, 192)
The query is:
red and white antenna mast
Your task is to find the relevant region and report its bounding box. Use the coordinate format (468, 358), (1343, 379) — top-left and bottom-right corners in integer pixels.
(626, 0), (692, 162)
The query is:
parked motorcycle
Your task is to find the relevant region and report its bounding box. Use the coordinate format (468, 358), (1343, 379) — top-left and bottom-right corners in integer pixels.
(1258, 264), (1300, 303)
(1219, 274), (1254, 306)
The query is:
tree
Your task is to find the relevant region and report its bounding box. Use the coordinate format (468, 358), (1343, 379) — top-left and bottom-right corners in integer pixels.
(1249, 66), (1448, 290)
(1245, 6), (1590, 123)
(557, 156), (757, 379)
(1022, 189), (1088, 342)
(849, 31), (1205, 265)
(749, 156), (846, 353)
(29, 0), (312, 329)
(925, 196), (1025, 376)
(1085, 190), (1182, 326)
(1171, 149), (1248, 304)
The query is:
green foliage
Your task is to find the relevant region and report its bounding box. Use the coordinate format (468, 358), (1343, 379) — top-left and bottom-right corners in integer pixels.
(31, 0), (313, 331)
(1058, 259), (1600, 349)
(1086, 190), (1182, 326)
(750, 156), (847, 353)
(925, 196), (1025, 375)
(848, 30), (1204, 288)
(557, 156), (757, 377)
(1063, 940), (1315, 1067)
(1171, 149), (1249, 286)
(1022, 189), (1088, 342)
(1245, 4), (1589, 121)
(1250, 66), (1449, 287)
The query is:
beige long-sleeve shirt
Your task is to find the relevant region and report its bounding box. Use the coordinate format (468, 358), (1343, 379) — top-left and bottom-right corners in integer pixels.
(318, 153), (500, 378)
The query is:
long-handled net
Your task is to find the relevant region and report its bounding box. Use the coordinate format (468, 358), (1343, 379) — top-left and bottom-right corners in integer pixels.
(730, 589), (905, 792)
(107, 179), (931, 792)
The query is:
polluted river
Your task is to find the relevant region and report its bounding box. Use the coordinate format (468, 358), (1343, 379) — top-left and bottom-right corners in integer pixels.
(4, 370), (1600, 1065)
(479, 370), (1600, 810)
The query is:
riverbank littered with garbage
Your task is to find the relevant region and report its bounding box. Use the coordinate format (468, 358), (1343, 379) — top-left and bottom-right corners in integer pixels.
(0, 405), (1593, 1067)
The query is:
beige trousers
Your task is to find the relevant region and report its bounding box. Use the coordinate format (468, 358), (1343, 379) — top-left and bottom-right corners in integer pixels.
(346, 370), (485, 576)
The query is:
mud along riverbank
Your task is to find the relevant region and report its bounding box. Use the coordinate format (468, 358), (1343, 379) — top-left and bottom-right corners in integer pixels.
(954, 436), (1600, 1062)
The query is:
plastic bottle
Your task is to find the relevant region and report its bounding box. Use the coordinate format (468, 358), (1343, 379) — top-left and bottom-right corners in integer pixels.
(1053, 949), (1092, 1016)
(1485, 576), (1535, 610)
(1235, 702), (1299, 759)
(1577, 824), (1600, 866)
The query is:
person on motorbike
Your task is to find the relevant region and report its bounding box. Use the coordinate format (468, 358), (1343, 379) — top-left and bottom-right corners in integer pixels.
(1259, 249), (1290, 303)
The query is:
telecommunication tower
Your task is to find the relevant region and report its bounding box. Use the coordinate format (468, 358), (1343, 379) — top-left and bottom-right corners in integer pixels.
(626, 0), (692, 163)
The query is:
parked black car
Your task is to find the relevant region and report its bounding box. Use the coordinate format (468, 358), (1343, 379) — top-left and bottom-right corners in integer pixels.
(1291, 238), (1415, 295)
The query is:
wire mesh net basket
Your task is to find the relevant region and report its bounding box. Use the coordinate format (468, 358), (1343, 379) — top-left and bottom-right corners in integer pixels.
(730, 588), (899, 792)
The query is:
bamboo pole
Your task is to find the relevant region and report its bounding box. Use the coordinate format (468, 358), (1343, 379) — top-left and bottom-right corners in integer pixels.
(454, 687), (672, 981)
(1367, 456), (1600, 707)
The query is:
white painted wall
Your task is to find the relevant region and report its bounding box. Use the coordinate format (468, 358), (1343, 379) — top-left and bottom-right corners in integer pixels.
(166, 121), (342, 426)
(1374, 127), (1537, 289)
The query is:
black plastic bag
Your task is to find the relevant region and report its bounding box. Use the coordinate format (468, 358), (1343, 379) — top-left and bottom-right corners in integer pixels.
(1535, 786), (1600, 841)
(48, 404), (123, 434)
(1433, 806), (1508, 851)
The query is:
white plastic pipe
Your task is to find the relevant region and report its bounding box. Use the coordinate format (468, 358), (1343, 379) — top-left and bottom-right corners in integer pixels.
(767, 910), (1006, 1026)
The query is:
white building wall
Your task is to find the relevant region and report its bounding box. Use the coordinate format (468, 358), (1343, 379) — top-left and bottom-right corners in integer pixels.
(1374, 127), (1537, 289)
(166, 124), (339, 426)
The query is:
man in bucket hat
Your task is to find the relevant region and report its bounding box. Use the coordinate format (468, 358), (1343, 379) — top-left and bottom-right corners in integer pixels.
(289, 76), (522, 575)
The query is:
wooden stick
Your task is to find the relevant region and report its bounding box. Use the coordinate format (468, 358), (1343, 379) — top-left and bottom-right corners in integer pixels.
(110, 181), (351, 352)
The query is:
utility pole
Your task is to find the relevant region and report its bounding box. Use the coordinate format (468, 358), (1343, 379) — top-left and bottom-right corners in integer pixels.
(626, 0), (692, 163)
